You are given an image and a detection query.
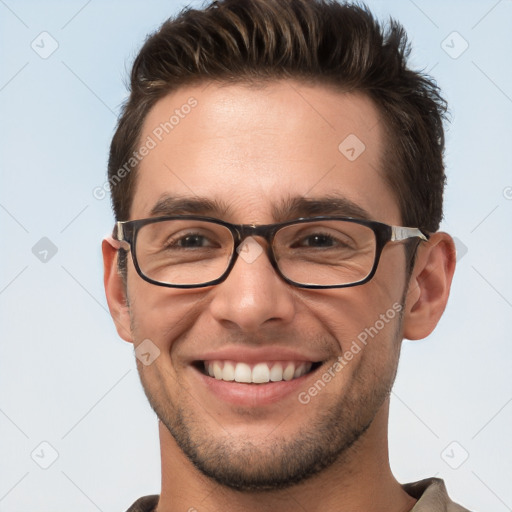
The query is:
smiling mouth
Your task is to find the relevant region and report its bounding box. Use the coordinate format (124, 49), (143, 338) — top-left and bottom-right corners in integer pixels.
(196, 360), (323, 384)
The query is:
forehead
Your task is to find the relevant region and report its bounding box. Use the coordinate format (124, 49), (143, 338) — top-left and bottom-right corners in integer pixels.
(131, 80), (400, 224)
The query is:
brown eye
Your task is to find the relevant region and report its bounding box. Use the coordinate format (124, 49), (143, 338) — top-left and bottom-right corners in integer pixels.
(167, 233), (217, 249)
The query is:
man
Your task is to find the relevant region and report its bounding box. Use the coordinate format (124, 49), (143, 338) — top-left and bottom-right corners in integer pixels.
(102, 0), (469, 510)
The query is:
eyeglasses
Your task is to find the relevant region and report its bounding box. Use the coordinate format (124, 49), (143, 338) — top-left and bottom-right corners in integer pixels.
(111, 215), (428, 289)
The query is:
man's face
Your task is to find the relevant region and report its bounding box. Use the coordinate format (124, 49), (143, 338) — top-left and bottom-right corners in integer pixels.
(122, 81), (410, 490)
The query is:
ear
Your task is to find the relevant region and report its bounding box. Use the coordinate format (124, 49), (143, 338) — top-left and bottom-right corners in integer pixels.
(102, 237), (133, 343)
(402, 232), (456, 340)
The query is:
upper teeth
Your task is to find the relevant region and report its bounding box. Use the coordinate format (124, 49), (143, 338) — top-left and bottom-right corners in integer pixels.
(204, 360), (312, 384)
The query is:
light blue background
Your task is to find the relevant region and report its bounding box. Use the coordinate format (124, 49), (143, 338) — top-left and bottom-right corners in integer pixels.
(1, 1), (511, 510)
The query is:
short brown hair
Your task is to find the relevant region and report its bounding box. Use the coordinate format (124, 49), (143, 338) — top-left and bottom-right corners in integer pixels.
(108, 0), (447, 233)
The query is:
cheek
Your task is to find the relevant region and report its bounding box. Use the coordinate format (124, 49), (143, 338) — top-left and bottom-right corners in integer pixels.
(302, 280), (404, 349)
(126, 274), (205, 348)
(296, 267), (406, 386)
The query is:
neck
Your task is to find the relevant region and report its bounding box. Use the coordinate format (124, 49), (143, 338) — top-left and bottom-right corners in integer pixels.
(155, 399), (416, 512)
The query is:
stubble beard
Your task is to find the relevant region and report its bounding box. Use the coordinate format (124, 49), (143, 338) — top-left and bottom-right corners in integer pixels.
(134, 316), (403, 493)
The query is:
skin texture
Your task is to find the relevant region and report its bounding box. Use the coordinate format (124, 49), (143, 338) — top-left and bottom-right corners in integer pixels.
(103, 80), (456, 512)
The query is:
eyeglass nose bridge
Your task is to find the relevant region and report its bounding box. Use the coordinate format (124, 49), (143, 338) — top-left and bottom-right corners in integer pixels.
(235, 223), (279, 245)
(232, 224), (285, 263)
(229, 223), (282, 274)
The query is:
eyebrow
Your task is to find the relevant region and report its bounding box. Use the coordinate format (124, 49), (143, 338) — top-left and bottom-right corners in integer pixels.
(273, 195), (372, 221)
(149, 195), (231, 217)
(148, 194), (372, 222)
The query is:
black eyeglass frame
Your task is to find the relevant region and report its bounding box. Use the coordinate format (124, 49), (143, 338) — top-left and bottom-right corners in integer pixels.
(112, 215), (429, 289)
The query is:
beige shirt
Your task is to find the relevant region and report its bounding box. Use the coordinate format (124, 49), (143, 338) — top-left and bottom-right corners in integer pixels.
(126, 477), (472, 511)
(403, 478), (471, 511)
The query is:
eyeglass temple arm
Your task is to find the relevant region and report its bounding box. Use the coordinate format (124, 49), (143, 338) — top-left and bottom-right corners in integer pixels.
(391, 226), (429, 242)
(109, 222), (130, 251)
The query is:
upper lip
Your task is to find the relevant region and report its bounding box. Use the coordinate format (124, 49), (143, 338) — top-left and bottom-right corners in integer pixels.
(189, 347), (325, 364)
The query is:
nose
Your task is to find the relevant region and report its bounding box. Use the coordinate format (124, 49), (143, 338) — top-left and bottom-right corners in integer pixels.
(208, 237), (296, 332)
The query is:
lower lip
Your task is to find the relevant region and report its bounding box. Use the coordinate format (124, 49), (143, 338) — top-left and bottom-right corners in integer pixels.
(193, 366), (320, 406)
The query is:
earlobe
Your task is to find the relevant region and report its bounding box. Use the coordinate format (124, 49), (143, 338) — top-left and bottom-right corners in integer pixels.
(102, 237), (133, 343)
(402, 232), (456, 341)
